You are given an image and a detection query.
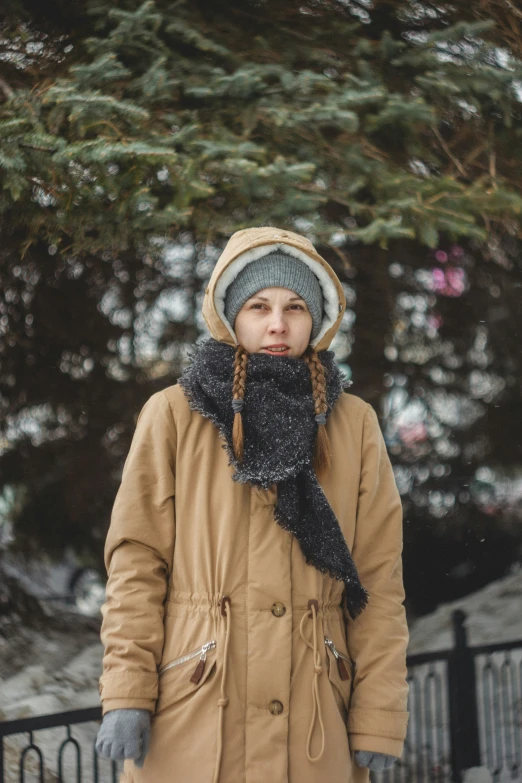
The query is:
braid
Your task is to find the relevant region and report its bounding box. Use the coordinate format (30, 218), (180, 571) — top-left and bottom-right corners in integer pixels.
(232, 344), (249, 462)
(303, 346), (332, 473)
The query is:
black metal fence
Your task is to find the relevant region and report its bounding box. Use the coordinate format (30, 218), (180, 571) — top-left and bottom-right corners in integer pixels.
(372, 609), (522, 783)
(1, 609), (521, 782)
(0, 707), (121, 783)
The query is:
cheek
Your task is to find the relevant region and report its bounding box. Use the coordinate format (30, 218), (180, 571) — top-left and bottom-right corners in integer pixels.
(300, 314), (313, 339)
(234, 313), (263, 345)
(237, 313), (256, 331)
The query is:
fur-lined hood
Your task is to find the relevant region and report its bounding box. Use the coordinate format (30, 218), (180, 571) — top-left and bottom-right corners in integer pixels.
(202, 226), (346, 352)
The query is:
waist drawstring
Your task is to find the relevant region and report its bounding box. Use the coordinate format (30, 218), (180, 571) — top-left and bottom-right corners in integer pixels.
(299, 599), (325, 763)
(212, 595), (231, 783)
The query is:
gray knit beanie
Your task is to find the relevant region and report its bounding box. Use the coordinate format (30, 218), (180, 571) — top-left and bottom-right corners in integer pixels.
(224, 251), (324, 339)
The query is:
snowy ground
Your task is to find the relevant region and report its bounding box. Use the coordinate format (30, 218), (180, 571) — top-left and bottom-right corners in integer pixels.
(0, 604), (121, 781)
(1, 566), (521, 782)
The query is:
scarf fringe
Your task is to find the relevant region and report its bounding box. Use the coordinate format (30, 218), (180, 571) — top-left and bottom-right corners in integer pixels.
(343, 587), (370, 621)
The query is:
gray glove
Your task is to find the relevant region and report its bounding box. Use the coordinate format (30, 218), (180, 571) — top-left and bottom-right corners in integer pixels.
(355, 750), (398, 771)
(95, 708), (151, 768)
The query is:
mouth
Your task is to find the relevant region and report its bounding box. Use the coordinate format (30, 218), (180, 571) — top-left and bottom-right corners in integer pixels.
(262, 345), (290, 355)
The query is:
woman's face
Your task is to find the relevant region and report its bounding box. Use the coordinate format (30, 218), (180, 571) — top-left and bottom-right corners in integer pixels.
(234, 287), (313, 359)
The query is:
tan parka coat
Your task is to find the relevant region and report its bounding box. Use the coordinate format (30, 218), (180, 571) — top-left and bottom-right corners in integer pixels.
(99, 226), (409, 783)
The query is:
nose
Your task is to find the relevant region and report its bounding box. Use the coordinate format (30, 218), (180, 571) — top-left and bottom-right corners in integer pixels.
(267, 309), (288, 334)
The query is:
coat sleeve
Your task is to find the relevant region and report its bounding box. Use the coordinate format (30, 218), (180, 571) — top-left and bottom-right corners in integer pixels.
(344, 403), (409, 758)
(98, 390), (176, 715)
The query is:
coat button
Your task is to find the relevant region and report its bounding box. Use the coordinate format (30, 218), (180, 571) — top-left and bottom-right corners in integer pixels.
(271, 601), (286, 617)
(269, 700), (284, 715)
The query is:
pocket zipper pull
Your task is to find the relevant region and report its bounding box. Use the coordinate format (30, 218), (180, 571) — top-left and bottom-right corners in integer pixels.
(189, 642), (212, 684)
(325, 637), (351, 681)
(336, 658), (351, 681)
(190, 655), (206, 684)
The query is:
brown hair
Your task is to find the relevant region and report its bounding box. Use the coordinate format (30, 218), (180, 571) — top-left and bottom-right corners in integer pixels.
(231, 344), (332, 473)
(232, 344), (249, 462)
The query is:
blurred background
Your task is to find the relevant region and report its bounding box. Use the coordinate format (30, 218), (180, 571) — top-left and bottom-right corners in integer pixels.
(0, 0), (521, 780)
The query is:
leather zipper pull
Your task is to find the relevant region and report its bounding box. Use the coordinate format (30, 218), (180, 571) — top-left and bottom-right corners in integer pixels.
(337, 658), (351, 681)
(190, 655), (206, 684)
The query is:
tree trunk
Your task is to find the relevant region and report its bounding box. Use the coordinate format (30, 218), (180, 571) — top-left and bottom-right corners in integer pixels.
(349, 244), (393, 404)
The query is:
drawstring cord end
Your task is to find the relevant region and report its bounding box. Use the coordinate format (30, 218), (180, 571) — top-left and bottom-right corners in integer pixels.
(212, 596), (232, 783)
(300, 600), (326, 764)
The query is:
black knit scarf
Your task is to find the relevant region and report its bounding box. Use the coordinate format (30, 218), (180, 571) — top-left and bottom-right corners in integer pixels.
(177, 338), (368, 619)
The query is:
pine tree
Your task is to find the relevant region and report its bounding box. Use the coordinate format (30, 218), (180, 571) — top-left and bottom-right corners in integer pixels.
(1, 1), (521, 609)
(2, 1), (522, 252)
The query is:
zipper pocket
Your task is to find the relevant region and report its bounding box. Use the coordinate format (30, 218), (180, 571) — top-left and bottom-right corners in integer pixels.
(324, 637), (352, 682)
(158, 640), (217, 685)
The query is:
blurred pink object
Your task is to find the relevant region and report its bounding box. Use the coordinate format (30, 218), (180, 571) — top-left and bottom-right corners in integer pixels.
(399, 422), (427, 445)
(431, 266), (465, 296)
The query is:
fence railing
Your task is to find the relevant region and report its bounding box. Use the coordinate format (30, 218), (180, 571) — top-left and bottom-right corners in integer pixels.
(0, 707), (122, 783)
(372, 609), (522, 783)
(1, 609), (521, 782)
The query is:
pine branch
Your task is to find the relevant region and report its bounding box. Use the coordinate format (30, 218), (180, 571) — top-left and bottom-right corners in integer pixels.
(432, 125), (469, 178)
(463, 141), (489, 166)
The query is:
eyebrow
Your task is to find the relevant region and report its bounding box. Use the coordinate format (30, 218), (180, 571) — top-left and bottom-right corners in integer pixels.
(249, 295), (305, 302)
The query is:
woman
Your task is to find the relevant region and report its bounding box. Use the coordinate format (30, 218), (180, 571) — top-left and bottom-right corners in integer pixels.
(95, 226), (409, 783)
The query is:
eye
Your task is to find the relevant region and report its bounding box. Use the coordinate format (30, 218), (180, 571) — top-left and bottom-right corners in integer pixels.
(248, 302), (304, 310)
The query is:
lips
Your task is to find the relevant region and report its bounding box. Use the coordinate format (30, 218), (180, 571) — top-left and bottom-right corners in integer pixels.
(262, 346), (290, 354)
